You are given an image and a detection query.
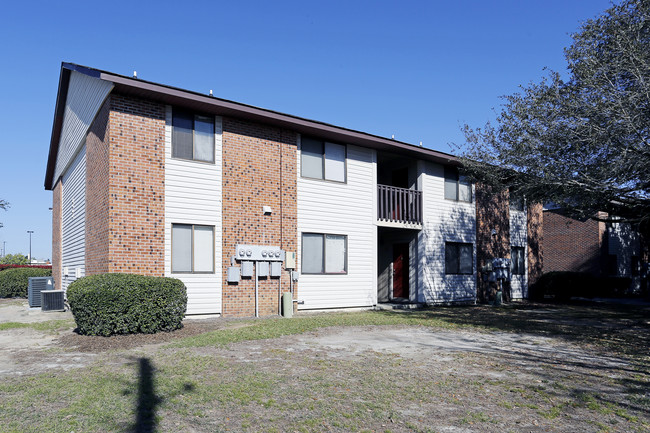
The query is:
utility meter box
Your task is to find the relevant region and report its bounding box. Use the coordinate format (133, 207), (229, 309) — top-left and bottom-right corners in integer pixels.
(241, 261), (254, 278)
(270, 261), (282, 277)
(257, 261), (269, 278)
(227, 267), (240, 283)
(285, 252), (296, 269)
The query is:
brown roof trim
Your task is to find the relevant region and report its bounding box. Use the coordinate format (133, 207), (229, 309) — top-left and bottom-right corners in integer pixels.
(45, 63), (460, 190)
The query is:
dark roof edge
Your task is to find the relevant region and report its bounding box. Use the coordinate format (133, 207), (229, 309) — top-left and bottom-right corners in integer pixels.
(45, 62), (461, 190)
(44, 65), (72, 190)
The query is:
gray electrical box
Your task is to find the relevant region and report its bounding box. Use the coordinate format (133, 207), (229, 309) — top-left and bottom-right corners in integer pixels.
(241, 261), (254, 277)
(227, 267), (240, 283)
(270, 261), (282, 278)
(257, 261), (269, 278)
(291, 271), (299, 282)
(235, 244), (285, 262)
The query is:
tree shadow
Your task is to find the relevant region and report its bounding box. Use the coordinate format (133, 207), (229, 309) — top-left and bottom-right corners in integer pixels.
(123, 357), (195, 433)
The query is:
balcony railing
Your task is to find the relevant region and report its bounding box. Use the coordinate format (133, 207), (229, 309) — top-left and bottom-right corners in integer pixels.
(377, 184), (422, 225)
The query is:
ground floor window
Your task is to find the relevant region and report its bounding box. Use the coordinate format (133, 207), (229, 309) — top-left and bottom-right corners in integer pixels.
(445, 242), (473, 275)
(511, 246), (525, 275)
(172, 224), (214, 273)
(302, 233), (347, 274)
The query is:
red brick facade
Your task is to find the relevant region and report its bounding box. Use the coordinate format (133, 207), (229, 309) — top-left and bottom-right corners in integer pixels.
(527, 203), (543, 286)
(475, 184), (510, 302)
(85, 98), (111, 275)
(106, 95), (166, 275)
(221, 118), (298, 317)
(542, 210), (606, 276)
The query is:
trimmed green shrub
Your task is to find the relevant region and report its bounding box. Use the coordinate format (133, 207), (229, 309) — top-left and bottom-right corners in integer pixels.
(67, 273), (187, 336)
(0, 267), (52, 298)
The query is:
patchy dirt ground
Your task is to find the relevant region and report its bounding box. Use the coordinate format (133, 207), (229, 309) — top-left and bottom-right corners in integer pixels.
(1, 299), (648, 432)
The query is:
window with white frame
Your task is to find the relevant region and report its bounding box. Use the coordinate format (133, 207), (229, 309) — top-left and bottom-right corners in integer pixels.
(171, 224), (214, 273)
(445, 242), (473, 275)
(509, 192), (525, 211)
(172, 109), (215, 163)
(301, 137), (346, 182)
(444, 166), (472, 202)
(302, 233), (347, 274)
(511, 246), (525, 275)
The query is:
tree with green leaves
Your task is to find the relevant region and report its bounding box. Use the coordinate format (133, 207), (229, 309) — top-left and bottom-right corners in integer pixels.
(460, 0), (649, 237)
(0, 254), (30, 265)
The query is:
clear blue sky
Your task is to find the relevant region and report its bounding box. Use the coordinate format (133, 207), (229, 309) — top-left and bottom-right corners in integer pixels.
(0, 0), (613, 260)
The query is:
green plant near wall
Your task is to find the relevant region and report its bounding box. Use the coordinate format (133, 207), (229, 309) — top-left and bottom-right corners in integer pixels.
(67, 273), (187, 336)
(0, 267), (52, 298)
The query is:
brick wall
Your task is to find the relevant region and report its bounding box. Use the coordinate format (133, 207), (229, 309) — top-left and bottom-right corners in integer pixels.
(542, 210), (605, 276)
(475, 184), (510, 302)
(52, 181), (62, 289)
(107, 95), (166, 275)
(85, 98), (111, 275)
(527, 203), (543, 286)
(222, 118), (297, 317)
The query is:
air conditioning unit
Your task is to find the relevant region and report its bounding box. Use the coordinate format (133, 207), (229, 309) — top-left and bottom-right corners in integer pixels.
(42, 290), (65, 312)
(28, 277), (54, 308)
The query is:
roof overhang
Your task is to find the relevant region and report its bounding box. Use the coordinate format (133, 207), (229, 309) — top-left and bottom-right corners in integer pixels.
(45, 62), (460, 190)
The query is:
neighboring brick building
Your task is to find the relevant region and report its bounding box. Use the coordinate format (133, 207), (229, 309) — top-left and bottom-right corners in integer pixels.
(45, 63), (543, 317)
(543, 208), (646, 293)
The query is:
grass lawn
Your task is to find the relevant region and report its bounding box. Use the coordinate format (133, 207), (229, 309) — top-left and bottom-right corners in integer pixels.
(0, 302), (648, 432)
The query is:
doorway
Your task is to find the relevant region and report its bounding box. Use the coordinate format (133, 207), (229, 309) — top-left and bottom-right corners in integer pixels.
(392, 243), (409, 299)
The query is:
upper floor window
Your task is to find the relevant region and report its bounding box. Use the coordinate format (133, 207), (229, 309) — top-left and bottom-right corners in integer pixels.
(444, 166), (471, 202)
(172, 109), (215, 163)
(511, 246), (525, 275)
(509, 193), (525, 212)
(445, 242), (473, 275)
(301, 137), (346, 182)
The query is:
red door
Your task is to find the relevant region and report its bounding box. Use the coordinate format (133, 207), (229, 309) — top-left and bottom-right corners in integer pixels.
(393, 243), (409, 299)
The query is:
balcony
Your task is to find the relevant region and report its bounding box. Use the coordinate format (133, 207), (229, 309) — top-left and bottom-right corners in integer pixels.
(377, 184), (422, 228)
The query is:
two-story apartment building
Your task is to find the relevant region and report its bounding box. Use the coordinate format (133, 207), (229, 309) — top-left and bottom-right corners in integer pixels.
(45, 63), (543, 317)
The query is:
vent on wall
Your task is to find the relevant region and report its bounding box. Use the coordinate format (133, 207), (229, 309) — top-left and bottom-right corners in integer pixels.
(28, 277), (54, 308)
(42, 290), (65, 312)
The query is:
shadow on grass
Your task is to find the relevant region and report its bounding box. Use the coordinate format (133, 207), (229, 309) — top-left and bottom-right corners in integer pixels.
(376, 301), (650, 360)
(125, 357), (195, 433)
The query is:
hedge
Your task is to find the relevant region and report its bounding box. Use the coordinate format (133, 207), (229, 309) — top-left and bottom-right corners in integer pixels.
(0, 267), (53, 298)
(67, 273), (187, 336)
(0, 264), (52, 272)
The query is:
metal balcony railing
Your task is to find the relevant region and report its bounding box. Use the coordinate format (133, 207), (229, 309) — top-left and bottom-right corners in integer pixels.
(377, 184), (422, 225)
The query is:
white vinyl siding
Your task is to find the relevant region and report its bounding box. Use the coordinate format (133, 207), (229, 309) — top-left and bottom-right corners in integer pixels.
(298, 139), (377, 309)
(60, 145), (86, 291)
(165, 106), (222, 315)
(54, 71), (113, 184)
(418, 161), (476, 304)
(509, 207), (527, 298)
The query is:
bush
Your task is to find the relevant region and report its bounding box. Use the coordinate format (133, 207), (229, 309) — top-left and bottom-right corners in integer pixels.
(0, 267), (52, 298)
(530, 271), (633, 301)
(67, 273), (187, 336)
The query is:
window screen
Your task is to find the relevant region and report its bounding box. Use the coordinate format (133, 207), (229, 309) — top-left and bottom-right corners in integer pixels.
(172, 111), (193, 160)
(172, 224), (192, 272)
(194, 116), (215, 162)
(302, 233), (324, 274)
(324, 142), (346, 182)
(511, 247), (525, 275)
(301, 137), (324, 179)
(325, 235), (346, 273)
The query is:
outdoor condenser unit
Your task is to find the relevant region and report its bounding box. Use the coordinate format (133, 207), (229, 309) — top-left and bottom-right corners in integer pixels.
(28, 277), (54, 308)
(41, 290), (65, 312)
